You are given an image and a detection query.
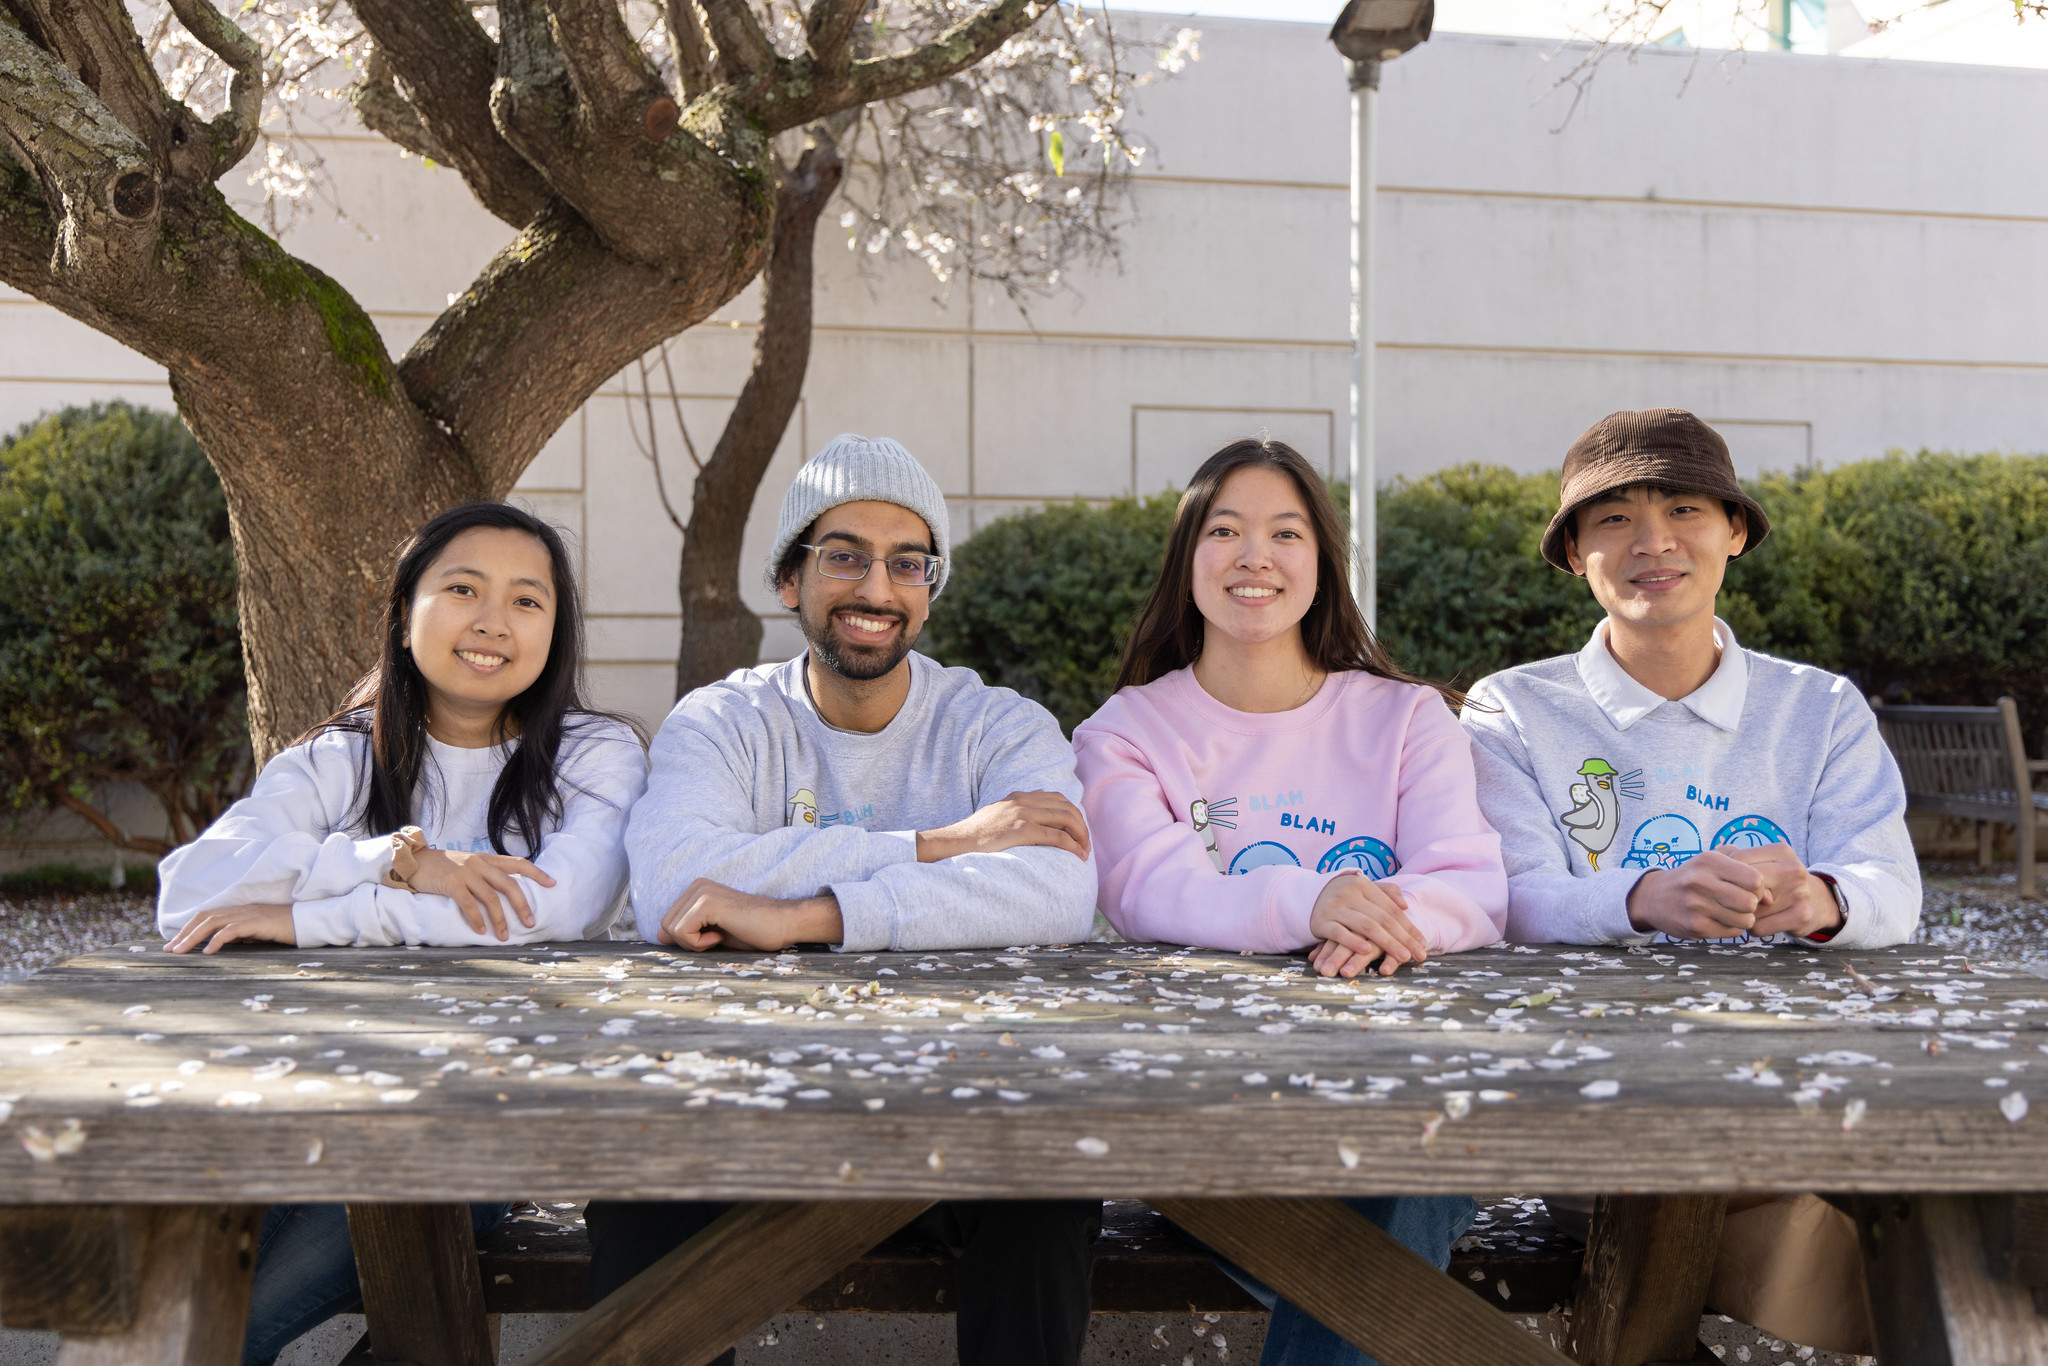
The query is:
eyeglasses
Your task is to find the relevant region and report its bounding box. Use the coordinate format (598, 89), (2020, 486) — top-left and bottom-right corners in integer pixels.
(799, 543), (944, 587)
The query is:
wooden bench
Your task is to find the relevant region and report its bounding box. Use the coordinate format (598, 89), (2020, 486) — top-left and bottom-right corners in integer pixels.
(472, 1198), (1582, 1318)
(1873, 695), (2048, 895)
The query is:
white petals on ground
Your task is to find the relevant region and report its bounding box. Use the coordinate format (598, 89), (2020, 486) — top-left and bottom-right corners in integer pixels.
(250, 1058), (296, 1082)
(379, 1089), (421, 1104)
(363, 1072), (403, 1087)
(2001, 1091), (2029, 1123)
(1579, 1079), (1620, 1099)
(217, 1091), (262, 1107)
(1075, 1136), (1109, 1157)
(121, 1004), (151, 1016)
(1337, 1141), (1360, 1169)
(20, 1120), (83, 1161)
(306, 1138), (324, 1165)
(1842, 1098), (1868, 1131)
(1443, 1092), (1473, 1120)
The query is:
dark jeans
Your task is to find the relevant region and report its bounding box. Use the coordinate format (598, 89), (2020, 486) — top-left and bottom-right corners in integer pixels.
(239, 1202), (512, 1366)
(1196, 1195), (1478, 1366)
(585, 1198), (1104, 1366)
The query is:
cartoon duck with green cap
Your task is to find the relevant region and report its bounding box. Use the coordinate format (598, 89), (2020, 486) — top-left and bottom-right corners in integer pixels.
(1558, 758), (1644, 870)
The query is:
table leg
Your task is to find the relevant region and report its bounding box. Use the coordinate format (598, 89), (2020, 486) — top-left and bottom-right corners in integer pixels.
(1855, 1195), (2048, 1365)
(1568, 1195), (1726, 1366)
(346, 1204), (495, 1366)
(0, 1205), (265, 1366)
(520, 1200), (931, 1366)
(1151, 1197), (1573, 1366)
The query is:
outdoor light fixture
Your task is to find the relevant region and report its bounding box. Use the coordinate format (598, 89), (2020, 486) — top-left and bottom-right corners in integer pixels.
(1329, 0), (1432, 625)
(1329, 0), (1433, 68)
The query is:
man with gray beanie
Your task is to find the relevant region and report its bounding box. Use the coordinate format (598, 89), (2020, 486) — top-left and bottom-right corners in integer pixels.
(594, 433), (1102, 1366)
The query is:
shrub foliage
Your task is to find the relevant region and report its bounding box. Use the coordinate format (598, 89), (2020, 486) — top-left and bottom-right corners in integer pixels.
(927, 453), (2048, 747)
(0, 404), (248, 852)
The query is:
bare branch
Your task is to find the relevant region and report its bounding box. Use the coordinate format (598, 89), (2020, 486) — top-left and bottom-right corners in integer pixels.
(748, 0), (1046, 132)
(353, 0), (553, 226)
(806, 0), (867, 74)
(664, 0), (715, 100)
(699, 0), (779, 81)
(160, 0), (261, 175)
(542, 0), (669, 131)
(350, 50), (453, 164)
(0, 13), (160, 289)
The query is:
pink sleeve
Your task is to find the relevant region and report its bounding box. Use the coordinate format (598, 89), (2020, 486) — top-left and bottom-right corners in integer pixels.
(1074, 722), (1326, 953)
(1387, 696), (1510, 953)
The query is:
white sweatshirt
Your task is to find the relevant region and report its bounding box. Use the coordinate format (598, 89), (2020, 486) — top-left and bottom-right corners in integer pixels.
(1460, 619), (1920, 950)
(157, 719), (647, 947)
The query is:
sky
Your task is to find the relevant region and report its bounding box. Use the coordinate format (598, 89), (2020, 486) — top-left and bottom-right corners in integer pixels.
(1102, 0), (2048, 67)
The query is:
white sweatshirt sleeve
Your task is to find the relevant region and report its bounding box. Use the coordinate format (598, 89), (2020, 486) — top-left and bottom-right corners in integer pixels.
(157, 732), (395, 938)
(288, 723), (648, 947)
(1802, 686), (1922, 949)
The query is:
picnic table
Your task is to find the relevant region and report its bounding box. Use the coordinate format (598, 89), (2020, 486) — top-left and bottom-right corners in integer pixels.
(1, 939), (2045, 1366)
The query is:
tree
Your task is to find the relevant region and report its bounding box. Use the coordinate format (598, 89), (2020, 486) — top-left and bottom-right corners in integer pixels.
(614, 7), (1197, 695)
(0, 403), (248, 854)
(0, 0), (1130, 761)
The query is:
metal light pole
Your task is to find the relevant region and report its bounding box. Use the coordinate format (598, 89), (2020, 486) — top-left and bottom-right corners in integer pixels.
(1329, 0), (1432, 629)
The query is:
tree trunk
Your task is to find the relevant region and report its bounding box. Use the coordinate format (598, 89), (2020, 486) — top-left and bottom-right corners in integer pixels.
(675, 140), (843, 697)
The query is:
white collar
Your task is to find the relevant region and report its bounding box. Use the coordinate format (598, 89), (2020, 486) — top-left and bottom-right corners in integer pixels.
(1574, 617), (1748, 733)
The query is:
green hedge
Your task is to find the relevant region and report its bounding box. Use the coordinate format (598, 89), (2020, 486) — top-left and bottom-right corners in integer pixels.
(926, 452), (2048, 745)
(0, 403), (247, 853)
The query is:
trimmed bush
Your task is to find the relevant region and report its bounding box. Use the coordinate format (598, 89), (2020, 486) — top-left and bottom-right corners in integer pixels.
(927, 453), (2048, 747)
(0, 403), (248, 853)
(923, 491), (1178, 734)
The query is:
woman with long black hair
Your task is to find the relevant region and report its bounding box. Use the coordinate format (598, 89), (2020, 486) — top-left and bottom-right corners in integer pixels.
(156, 501), (644, 1365)
(1074, 439), (1501, 1366)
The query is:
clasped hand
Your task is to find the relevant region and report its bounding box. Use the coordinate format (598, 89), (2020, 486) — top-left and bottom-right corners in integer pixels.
(1308, 872), (1427, 978)
(1626, 843), (1842, 941)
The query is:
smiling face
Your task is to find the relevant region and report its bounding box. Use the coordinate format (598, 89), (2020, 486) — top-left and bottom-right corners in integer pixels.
(1566, 485), (1747, 632)
(1190, 465), (1320, 650)
(405, 526), (556, 730)
(778, 499), (934, 683)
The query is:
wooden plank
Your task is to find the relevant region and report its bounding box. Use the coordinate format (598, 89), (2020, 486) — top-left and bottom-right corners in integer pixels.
(3, 943), (2046, 1201)
(1857, 1195), (2048, 1366)
(1567, 1196), (1725, 1366)
(1978, 1194), (2048, 1314)
(0, 1206), (143, 1331)
(346, 1204), (494, 1366)
(1153, 1197), (1572, 1366)
(521, 1201), (929, 1366)
(52, 1205), (263, 1366)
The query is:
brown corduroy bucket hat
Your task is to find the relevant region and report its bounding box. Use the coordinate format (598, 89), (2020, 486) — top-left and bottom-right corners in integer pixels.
(1539, 408), (1771, 571)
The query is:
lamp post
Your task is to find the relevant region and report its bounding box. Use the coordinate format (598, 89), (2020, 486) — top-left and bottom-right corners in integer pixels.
(1329, 0), (1431, 628)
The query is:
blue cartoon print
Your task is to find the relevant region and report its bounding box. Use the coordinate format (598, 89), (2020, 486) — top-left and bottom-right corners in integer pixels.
(1227, 841), (1301, 875)
(1619, 814), (1704, 870)
(1317, 835), (1399, 880)
(1710, 814), (1789, 849)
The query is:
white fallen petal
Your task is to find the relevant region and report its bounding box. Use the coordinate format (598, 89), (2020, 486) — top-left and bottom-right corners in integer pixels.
(2001, 1091), (2029, 1123)
(1075, 1136), (1110, 1157)
(1579, 1080), (1620, 1099)
(217, 1091), (263, 1108)
(379, 1089), (421, 1104)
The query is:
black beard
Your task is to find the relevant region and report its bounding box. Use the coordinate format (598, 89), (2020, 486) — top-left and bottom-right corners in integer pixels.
(800, 595), (917, 682)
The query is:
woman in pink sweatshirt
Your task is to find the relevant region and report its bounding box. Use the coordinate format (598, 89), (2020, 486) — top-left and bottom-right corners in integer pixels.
(1074, 438), (1502, 1366)
(1074, 439), (1506, 977)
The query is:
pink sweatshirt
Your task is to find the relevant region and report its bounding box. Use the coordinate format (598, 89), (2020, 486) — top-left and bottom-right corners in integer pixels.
(1073, 667), (1508, 954)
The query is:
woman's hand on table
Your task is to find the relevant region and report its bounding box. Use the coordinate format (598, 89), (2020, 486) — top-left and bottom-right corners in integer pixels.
(164, 904), (298, 953)
(1626, 851), (1767, 940)
(1308, 873), (1425, 977)
(406, 848), (555, 941)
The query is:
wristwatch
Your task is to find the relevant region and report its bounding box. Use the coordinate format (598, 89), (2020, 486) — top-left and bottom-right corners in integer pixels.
(382, 826), (428, 888)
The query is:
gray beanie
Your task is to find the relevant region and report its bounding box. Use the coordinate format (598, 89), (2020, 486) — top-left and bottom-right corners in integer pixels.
(768, 434), (952, 596)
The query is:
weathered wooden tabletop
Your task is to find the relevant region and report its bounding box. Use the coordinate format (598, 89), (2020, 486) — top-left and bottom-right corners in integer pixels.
(2, 938), (2043, 1204)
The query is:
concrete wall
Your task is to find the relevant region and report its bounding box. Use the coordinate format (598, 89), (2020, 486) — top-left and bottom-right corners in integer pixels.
(2, 22), (2044, 741)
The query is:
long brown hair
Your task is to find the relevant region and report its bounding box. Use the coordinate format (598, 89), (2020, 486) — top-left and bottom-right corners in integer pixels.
(1112, 438), (1457, 705)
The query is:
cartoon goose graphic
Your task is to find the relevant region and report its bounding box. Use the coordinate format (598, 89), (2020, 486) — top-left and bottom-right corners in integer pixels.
(1558, 759), (1644, 870)
(1190, 797), (1238, 872)
(787, 788), (820, 827)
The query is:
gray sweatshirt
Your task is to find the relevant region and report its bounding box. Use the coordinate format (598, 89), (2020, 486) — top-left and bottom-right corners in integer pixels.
(1460, 619), (1920, 949)
(626, 652), (1097, 951)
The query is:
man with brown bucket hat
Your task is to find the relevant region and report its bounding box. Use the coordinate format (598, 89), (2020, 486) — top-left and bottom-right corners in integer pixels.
(1458, 408), (1919, 1355)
